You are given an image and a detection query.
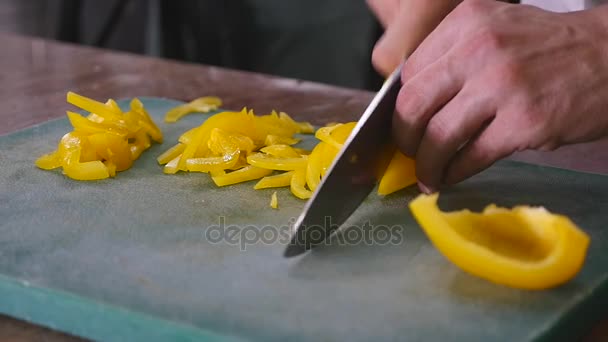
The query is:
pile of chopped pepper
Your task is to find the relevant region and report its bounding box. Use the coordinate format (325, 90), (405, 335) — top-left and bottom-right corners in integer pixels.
(35, 92), (162, 180)
(158, 99), (418, 208)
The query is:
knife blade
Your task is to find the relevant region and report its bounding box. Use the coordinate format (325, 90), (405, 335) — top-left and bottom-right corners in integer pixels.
(283, 64), (403, 258)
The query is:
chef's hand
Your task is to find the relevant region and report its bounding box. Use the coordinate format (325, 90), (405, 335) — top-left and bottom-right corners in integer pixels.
(367, 0), (462, 76)
(392, 0), (608, 193)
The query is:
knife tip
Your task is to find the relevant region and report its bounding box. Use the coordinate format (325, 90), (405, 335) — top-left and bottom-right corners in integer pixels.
(283, 243), (308, 258)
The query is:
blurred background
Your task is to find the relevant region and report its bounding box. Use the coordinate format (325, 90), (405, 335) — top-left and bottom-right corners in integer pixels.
(0, 0), (577, 92)
(0, 0), (384, 91)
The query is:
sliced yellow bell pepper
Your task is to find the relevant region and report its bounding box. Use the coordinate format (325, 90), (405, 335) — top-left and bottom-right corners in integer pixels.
(270, 191), (279, 209)
(378, 150), (417, 195)
(164, 96), (222, 123)
(157, 143), (186, 165)
(247, 153), (308, 171)
(305, 142), (326, 192)
(291, 168), (312, 199)
(254, 171), (295, 190)
(260, 144), (301, 158)
(36, 92), (162, 180)
(211, 166), (273, 187)
(265, 135), (300, 146)
(409, 193), (590, 290)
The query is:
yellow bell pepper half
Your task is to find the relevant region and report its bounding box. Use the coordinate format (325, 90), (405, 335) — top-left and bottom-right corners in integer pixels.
(36, 92), (162, 180)
(409, 193), (590, 290)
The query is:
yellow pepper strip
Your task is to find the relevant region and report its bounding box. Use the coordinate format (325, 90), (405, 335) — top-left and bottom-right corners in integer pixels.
(67, 91), (124, 123)
(178, 127), (198, 145)
(254, 171), (295, 190)
(67, 111), (129, 136)
(265, 135), (300, 146)
(378, 150), (417, 195)
(255, 111), (299, 138)
(105, 99), (122, 114)
(157, 143), (186, 164)
(330, 122), (357, 143)
(293, 148), (311, 155)
(211, 165), (272, 187)
(247, 153), (308, 171)
(227, 156), (249, 170)
(314, 125), (342, 149)
(163, 154), (181, 174)
(290, 168), (312, 199)
(277, 112), (315, 134)
(260, 144), (301, 158)
(186, 153), (240, 172)
(409, 193), (590, 290)
(306, 142), (326, 191)
(270, 191), (279, 209)
(164, 96), (222, 123)
(177, 125), (206, 171)
(130, 98), (163, 143)
(35, 151), (62, 170)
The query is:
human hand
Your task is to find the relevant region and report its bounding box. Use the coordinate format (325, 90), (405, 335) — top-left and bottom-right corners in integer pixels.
(367, 0), (462, 76)
(393, 0), (608, 193)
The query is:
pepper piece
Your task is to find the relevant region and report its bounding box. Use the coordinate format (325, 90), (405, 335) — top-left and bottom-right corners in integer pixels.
(378, 150), (417, 195)
(254, 171), (295, 190)
(270, 191), (279, 209)
(164, 96), (222, 123)
(409, 193), (590, 290)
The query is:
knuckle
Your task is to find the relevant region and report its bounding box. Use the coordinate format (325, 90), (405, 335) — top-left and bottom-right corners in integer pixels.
(489, 62), (524, 92)
(395, 85), (427, 128)
(475, 26), (505, 54)
(425, 117), (451, 147)
(458, 0), (488, 17)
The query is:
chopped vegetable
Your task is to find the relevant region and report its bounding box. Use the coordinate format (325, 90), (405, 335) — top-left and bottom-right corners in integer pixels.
(35, 92), (162, 180)
(270, 191), (279, 209)
(378, 150), (417, 195)
(408, 193), (590, 290)
(254, 171), (294, 190)
(159, 98), (417, 200)
(164, 96), (222, 123)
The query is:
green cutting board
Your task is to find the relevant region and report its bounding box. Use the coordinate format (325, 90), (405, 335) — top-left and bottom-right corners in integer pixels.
(1, 97), (607, 342)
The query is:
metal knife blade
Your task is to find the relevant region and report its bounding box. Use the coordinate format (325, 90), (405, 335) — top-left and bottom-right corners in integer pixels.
(283, 64), (403, 257)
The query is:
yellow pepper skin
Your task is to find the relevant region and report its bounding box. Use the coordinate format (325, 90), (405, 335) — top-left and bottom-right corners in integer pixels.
(305, 142), (326, 192)
(157, 143), (186, 165)
(254, 171), (295, 190)
(409, 193), (591, 290)
(264, 135), (300, 146)
(260, 145), (301, 158)
(378, 150), (417, 196)
(247, 153), (308, 171)
(164, 96), (222, 123)
(270, 191), (279, 209)
(211, 166), (273, 187)
(36, 92), (162, 180)
(290, 168), (312, 199)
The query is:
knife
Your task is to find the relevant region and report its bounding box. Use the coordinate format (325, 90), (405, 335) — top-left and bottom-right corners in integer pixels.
(283, 64), (403, 257)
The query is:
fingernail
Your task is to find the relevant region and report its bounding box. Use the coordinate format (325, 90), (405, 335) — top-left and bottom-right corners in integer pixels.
(418, 182), (435, 194)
